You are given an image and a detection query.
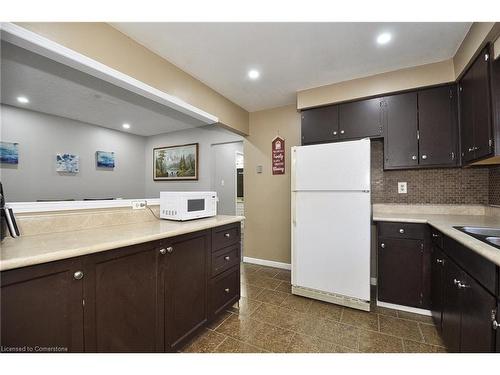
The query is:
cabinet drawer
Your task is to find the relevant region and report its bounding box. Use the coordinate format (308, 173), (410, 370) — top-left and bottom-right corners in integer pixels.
(443, 236), (496, 295)
(378, 222), (426, 240)
(212, 223), (240, 252)
(209, 267), (240, 317)
(211, 245), (240, 277)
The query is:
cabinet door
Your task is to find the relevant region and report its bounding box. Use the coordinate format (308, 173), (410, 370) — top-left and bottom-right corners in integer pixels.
(460, 62), (476, 163)
(377, 237), (423, 308)
(459, 272), (496, 353)
(430, 246), (445, 328)
(418, 85), (459, 166)
(338, 97), (383, 139)
(164, 230), (209, 351)
(301, 105), (339, 144)
(383, 92), (419, 169)
(83, 241), (164, 352)
(441, 255), (462, 352)
(0, 258), (84, 352)
(472, 47), (493, 160)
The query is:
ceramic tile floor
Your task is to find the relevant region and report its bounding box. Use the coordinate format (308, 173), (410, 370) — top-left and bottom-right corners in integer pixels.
(181, 263), (447, 353)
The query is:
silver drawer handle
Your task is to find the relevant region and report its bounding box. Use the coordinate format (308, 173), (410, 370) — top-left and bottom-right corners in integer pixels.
(493, 320), (499, 330)
(73, 271), (84, 280)
(224, 288), (230, 293)
(224, 233), (231, 238)
(224, 256), (230, 261)
(399, 228), (405, 234)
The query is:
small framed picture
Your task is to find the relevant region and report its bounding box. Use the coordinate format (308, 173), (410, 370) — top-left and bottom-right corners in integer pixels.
(96, 151), (115, 168)
(153, 143), (199, 181)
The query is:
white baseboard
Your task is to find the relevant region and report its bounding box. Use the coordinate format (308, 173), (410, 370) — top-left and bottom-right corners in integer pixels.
(377, 301), (432, 316)
(370, 277), (377, 286)
(242, 256), (291, 270)
(292, 285), (370, 312)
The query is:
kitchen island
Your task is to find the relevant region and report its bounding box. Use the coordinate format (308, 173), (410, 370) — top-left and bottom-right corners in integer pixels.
(0, 215), (244, 353)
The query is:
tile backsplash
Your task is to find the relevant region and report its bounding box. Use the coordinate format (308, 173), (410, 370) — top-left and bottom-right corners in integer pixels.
(371, 140), (491, 205)
(490, 166), (500, 205)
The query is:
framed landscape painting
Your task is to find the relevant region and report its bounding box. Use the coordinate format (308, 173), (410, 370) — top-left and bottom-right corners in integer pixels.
(96, 151), (115, 168)
(0, 142), (19, 164)
(153, 143), (198, 181)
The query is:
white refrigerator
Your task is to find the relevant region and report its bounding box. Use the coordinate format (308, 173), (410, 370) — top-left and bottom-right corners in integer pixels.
(291, 138), (371, 311)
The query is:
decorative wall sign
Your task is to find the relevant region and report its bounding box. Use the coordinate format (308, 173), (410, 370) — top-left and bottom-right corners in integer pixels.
(96, 151), (115, 168)
(0, 142), (19, 164)
(272, 136), (285, 175)
(153, 143), (199, 181)
(56, 153), (80, 173)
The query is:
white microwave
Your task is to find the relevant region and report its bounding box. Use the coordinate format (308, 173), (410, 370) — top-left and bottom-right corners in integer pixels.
(160, 191), (217, 221)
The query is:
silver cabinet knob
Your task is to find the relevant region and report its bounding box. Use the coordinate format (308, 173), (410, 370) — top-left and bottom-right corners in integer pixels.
(224, 288), (230, 293)
(458, 282), (470, 289)
(166, 246), (174, 253)
(468, 147), (474, 152)
(421, 155), (427, 160)
(224, 256), (230, 261)
(340, 130), (345, 134)
(159, 248), (167, 255)
(411, 155), (417, 160)
(436, 259), (444, 264)
(333, 131), (338, 135)
(453, 279), (461, 285)
(224, 233), (230, 238)
(399, 228), (405, 234)
(380, 243), (385, 249)
(432, 233), (440, 238)
(493, 320), (499, 330)
(73, 271), (84, 280)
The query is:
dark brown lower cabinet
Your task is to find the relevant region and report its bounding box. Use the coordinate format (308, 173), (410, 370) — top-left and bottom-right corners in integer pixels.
(441, 254), (462, 353)
(83, 241), (164, 352)
(164, 231), (209, 351)
(0, 224), (241, 353)
(430, 245), (445, 328)
(459, 272), (497, 352)
(377, 237), (423, 308)
(0, 258), (85, 353)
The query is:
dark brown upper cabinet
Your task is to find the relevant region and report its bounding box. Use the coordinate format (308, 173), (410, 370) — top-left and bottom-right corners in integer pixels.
(301, 105), (339, 144)
(338, 97), (384, 139)
(459, 46), (494, 163)
(418, 85), (459, 167)
(383, 92), (419, 169)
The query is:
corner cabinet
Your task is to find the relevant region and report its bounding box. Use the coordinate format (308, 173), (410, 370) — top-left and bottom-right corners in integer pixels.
(0, 223), (241, 353)
(459, 46), (494, 163)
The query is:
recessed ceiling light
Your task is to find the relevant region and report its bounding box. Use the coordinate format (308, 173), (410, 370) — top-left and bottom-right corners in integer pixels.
(17, 96), (29, 104)
(122, 123), (131, 129)
(248, 69), (260, 80)
(376, 33), (392, 45)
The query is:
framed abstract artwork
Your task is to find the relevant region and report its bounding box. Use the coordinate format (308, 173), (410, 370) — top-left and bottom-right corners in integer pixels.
(56, 153), (80, 173)
(153, 143), (198, 181)
(96, 151), (115, 168)
(0, 142), (19, 164)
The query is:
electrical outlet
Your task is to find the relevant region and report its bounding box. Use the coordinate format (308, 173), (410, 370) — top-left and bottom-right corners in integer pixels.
(132, 200), (147, 210)
(398, 182), (407, 194)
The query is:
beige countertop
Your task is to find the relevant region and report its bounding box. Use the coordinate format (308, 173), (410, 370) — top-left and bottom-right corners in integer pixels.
(0, 215), (244, 272)
(373, 213), (500, 267)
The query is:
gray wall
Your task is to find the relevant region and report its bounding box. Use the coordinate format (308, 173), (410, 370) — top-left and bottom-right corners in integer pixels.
(144, 125), (242, 198)
(1, 105), (244, 204)
(212, 141), (243, 215)
(1, 105), (147, 201)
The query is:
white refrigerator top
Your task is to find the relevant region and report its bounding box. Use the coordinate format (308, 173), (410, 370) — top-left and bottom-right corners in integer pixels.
(291, 138), (371, 192)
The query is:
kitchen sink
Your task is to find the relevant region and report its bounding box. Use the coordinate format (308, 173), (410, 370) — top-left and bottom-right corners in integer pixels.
(460, 226), (500, 237)
(454, 226), (500, 249)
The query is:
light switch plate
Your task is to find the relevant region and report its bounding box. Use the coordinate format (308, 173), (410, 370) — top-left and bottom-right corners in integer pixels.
(256, 165), (263, 174)
(398, 182), (407, 194)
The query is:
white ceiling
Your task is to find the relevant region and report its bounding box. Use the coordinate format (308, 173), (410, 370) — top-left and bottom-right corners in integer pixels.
(112, 22), (471, 112)
(1, 41), (209, 136)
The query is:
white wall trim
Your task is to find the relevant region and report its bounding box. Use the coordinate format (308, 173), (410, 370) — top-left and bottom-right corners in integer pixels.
(243, 256), (291, 270)
(0, 22), (218, 125)
(377, 301), (432, 316)
(7, 199), (160, 214)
